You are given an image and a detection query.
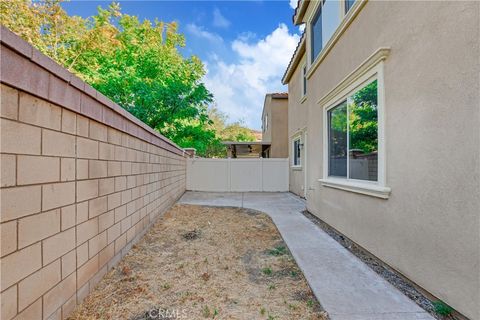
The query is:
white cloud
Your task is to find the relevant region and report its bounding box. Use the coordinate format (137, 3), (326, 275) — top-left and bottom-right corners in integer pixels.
(185, 23), (223, 44)
(212, 8), (230, 28)
(289, 0), (298, 9)
(203, 24), (300, 129)
(299, 23), (305, 33)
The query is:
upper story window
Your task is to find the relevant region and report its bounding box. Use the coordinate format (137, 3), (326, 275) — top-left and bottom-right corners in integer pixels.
(302, 64), (307, 97)
(345, 0), (356, 13)
(263, 114), (268, 132)
(311, 6), (323, 62)
(311, 0), (341, 63)
(327, 79), (378, 181)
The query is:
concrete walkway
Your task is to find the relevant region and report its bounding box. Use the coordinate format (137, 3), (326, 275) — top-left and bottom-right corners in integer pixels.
(178, 191), (434, 320)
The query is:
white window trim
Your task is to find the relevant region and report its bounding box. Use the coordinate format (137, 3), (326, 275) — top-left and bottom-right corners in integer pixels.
(291, 135), (302, 169)
(306, 0), (367, 78)
(318, 48), (390, 199)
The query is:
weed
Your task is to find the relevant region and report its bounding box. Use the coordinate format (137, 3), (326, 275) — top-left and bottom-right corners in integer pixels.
(162, 283), (171, 290)
(262, 267), (273, 276)
(183, 229), (201, 240)
(202, 306), (210, 318)
(267, 315), (277, 320)
(268, 246), (287, 256)
(433, 300), (454, 316)
(290, 270), (299, 277)
(306, 299), (315, 308)
(260, 307), (266, 316)
(268, 284), (276, 290)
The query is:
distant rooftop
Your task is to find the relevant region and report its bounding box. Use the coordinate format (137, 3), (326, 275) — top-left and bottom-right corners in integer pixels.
(269, 92), (288, 99)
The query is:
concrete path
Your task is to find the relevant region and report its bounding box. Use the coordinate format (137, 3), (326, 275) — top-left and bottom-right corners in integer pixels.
(178, 192), (434, 320)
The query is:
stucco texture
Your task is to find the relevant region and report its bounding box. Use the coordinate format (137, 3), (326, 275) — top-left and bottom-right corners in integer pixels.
(295, 1), (479, 319)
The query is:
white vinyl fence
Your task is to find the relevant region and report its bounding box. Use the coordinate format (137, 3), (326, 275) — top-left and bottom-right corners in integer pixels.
(186, 158), (289, 192)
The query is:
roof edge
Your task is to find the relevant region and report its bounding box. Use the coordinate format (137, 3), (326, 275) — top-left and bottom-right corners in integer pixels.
(293, 0), (310, 25)
(282, 35), (306, 85)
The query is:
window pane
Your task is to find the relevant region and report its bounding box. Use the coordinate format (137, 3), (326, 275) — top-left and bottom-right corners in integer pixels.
(348, 80), (378, 181)
(293, 139), (301, 165)
(311, 7), (322, 61)
(322, 0), (341, 48)
(345, 0), (356, 13)
(302, 66), (307, 96)
(297, 141), (301, 163)
(328, 101), (347, 177)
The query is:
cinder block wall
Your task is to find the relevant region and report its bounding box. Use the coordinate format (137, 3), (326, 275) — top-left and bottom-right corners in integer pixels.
(0, 27), (186, 320)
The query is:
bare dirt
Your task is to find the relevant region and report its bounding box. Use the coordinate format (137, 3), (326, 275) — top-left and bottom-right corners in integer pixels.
(68, 205), (327, 320)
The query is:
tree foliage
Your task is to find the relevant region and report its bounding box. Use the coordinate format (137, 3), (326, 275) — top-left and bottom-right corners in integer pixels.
(205, 107), (257, 158)
(349, 80), (378, 153)
(1, 0), (221, 156)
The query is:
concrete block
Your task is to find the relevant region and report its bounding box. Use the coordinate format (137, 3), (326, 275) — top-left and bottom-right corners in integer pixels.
(17, 155), (60, 185)
(0, 118), (41, 155)
(42, 228), (76, 265)
(1, 83), (18, 120)
(42, 182), (75, 211)
(0, 185), (41, 221)
(19, 92), (61, 130)
(18, 209), (60, 248)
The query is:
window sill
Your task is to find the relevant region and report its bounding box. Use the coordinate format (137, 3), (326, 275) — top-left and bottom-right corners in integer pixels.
(291, 166), (303, 171)
(300, 95), (307, 104)
(318, 178), (391, 199)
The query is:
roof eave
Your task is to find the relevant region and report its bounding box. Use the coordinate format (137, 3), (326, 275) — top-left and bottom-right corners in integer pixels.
(293, 0), (309, 25)
(281, 37), (306, 85)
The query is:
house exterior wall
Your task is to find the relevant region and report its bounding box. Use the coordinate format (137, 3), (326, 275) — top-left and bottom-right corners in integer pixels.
(0, 27), (186, 320)
(262, 98), (272, 145)
(288, 54), (308, 197)
(292, 1), (479, 319)
(262, 95), (289, 158)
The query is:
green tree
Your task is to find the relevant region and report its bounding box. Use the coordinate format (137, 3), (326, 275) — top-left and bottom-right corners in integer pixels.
(205, 107), (257, 157)
(349, 80), (378, 153)
(1, 0), (217, 156)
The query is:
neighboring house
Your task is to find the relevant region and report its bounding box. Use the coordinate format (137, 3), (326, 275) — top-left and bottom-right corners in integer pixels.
(250, 129), (263, 142)
(261, 93), (289, 158)
(223, 93), (288, 159)
(282, 1), (479, 319)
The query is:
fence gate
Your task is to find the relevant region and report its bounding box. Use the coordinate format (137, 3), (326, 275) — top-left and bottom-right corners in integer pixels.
(186, 158), (289, 192)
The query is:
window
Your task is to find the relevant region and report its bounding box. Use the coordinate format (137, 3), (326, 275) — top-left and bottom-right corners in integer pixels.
(345, 0), (356, 14)
(327, 80), (378, 181)
(293, 138), (301, 166)
(302, 64), (307, 96)
(321, 0), (341, 48)
(311, 6), (322, 62)
(263, 114), (268, 132)
(311, 0), (341, 62)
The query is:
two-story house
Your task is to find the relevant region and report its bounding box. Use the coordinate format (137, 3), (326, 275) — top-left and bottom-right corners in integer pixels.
(261, 93), (289, 158)
(282, 1), (479, 319)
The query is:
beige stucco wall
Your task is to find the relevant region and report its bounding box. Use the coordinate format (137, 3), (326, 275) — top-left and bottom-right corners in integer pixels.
(288, 54), (308, 197)
(298, 1), (479, 319)
(262, 95), (289, 158)
(0, 28), (186, 320)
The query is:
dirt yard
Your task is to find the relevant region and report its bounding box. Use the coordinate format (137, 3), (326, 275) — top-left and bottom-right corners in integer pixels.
(68, 205), (327, 320)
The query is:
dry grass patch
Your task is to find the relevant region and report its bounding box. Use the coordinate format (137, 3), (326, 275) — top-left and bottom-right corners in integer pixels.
(69, 204), (327, 320)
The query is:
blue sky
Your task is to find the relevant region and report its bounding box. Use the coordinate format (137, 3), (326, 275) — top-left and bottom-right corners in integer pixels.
(62, 1), (302, 129)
